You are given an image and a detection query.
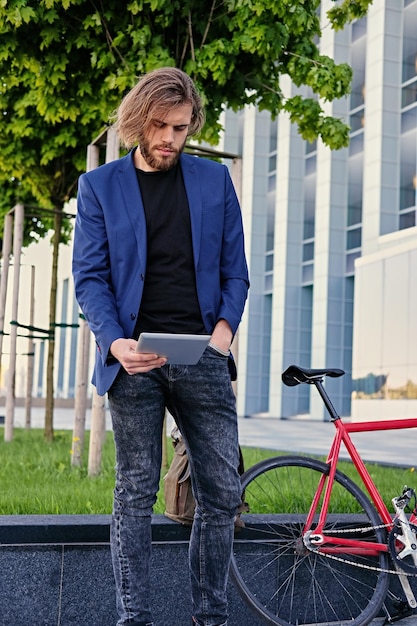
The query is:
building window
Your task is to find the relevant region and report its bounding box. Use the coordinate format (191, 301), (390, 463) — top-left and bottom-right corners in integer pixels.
(346, 250), (361, 275)
(399, 134), (416, 211)
(346, 152), (363, 275)
(302, 261), (314, 284)
(265, 117), (277, 293)
(400, 0), (417, 229)
(402, 1), (417, 83)
(399, 208), (416, 229)
(268, 154), (277, 173)
(302, 145), (316, 286)
(345, 20), (366, 276)
(36, 341), (45, 397)
(402, 79), (417, 108)
(265, 251), (273, 294)
(352, 16), (367, 42)
(346, 227), (362, 250)
(350, 109), (365, 132)
(350, 19), (366, 109)
(349, 132), (364, 156)
(302, 240), (314, 262)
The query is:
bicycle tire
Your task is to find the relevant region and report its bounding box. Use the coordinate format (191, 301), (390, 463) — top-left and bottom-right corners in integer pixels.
(231, 455), (389, 626)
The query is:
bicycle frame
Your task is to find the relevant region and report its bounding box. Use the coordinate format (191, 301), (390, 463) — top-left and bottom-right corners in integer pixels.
(304, 378), (417, 557)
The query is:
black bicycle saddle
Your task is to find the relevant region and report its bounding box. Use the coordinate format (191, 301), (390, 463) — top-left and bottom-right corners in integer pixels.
(282, 364), (345, 386)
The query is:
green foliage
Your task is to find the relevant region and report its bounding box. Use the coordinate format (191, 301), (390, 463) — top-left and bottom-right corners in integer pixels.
(0, 0), (373, 244)
(328, 0), (374, 30)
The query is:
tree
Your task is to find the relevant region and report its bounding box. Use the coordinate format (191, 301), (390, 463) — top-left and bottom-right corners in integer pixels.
(0, 0), (373, 439)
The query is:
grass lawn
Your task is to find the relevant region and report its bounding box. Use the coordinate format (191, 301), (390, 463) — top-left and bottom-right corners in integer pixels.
(0, 427), (414, 515)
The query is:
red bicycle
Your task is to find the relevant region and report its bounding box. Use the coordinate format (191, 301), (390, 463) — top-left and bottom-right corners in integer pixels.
(231, 365), (417, 626)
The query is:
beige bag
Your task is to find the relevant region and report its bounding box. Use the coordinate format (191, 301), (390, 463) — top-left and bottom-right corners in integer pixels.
(164, 434), (195, 525)
(163, 429), (248, 528)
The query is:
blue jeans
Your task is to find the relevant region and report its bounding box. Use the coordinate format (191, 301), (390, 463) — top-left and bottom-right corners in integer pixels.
(108, 346), (241, 626)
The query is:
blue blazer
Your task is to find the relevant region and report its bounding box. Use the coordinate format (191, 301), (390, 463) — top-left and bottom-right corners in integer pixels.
(72, 150), (249, 395)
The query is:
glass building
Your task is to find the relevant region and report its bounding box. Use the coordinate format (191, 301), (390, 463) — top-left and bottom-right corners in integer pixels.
(220, 0), (417, 421)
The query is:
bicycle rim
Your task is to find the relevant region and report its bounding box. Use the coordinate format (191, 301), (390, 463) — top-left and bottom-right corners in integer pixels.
(231, 455), (389, 626)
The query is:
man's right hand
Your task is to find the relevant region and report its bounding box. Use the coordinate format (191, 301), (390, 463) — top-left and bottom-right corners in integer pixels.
(110, 338), (167, 375)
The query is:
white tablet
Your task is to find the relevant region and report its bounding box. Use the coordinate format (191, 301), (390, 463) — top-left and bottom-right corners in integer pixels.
(135, 332), (211, 365)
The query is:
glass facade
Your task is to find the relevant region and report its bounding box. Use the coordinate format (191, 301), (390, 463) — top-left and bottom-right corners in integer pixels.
(346, 18), (366, 275)
(302, 141), (316, 285)
(266, 118), (277, 293)
(231, 1), (417, 419)
(400, 0), (417, 228)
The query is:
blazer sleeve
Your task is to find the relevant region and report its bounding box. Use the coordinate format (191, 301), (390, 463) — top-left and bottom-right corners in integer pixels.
(216, 166), (249, 335)
(72, 172), (126, 364)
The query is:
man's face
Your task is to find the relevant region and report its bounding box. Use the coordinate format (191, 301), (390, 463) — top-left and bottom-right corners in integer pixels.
(137, 103), (193, 172)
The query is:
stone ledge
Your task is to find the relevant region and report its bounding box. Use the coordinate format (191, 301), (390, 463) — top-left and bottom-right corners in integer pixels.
(0, 515), (253, 626)
(0, 514), (191, 545)
(0, 515), (415, 626)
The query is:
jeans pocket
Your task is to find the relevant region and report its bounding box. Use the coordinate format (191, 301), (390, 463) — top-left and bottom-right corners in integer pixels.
(207, 342), (230, 358)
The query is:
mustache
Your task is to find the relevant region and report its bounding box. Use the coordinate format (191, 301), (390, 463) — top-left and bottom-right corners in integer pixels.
(156, 143), (177, 150)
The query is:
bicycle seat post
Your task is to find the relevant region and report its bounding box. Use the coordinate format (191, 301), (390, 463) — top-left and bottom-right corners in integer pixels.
(314, 378), (340, 421)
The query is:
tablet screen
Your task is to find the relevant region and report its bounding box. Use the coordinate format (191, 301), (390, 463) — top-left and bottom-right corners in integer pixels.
(136, 332), (211, 365)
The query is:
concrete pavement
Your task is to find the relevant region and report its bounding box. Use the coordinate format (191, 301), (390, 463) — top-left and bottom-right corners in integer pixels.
(237, 415), (417, 468)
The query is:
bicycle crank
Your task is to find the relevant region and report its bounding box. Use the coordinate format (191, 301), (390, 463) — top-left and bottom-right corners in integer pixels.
(388, 520), (417, 575)
(389, 488), (417, 575)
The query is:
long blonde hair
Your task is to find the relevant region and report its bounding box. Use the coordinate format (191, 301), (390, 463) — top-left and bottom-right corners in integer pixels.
(114, 67), (205, 149)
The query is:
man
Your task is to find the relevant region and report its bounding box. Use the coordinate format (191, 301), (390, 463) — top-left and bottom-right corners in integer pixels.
(72, 67), (249, 626)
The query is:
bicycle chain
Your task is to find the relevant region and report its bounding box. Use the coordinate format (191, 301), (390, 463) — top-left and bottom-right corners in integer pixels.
(305, 520), (417, 577)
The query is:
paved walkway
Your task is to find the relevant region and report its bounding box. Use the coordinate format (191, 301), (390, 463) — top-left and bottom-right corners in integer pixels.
(237, 415), (417, 468)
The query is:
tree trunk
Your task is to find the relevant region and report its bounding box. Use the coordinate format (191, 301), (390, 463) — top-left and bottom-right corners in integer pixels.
(44, 209), (62, 442)
(25, 264), (35, 429)
(4, 204), (24, 442)
(72, 316), (90, 466)
(0, 213), (13, 382)
(87, 388), (106, 477)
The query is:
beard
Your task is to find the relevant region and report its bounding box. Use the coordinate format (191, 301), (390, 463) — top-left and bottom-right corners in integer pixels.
(139, 137), (186, 172)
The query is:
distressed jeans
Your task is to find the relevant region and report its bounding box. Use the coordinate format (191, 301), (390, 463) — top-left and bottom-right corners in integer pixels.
(108, 346), (241, 626)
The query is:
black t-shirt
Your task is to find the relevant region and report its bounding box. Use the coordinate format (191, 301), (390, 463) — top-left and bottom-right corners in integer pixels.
(133, 163), (206, 337)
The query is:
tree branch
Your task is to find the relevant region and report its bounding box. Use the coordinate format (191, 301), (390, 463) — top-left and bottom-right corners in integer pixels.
(92, 0), (129, 68)
(179, 31), (190, 69)
(200, 0), (217, 48)
(188, 10), (195, 62)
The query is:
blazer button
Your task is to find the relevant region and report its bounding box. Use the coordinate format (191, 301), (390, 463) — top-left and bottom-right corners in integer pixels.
(130, 313), (136, 320)
(140, 274), (144, 281)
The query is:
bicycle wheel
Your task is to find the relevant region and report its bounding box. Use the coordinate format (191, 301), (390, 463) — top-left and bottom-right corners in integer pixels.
(231, 455), (389, 626)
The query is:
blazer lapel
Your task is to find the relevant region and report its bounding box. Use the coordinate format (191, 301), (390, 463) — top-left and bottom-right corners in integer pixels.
(181, 154), (202, 266)
(117, 151), (148, 271)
